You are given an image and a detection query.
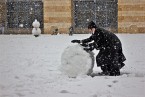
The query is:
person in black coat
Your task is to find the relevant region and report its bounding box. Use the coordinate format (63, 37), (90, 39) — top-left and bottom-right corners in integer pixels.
(71, 21), (126, 76)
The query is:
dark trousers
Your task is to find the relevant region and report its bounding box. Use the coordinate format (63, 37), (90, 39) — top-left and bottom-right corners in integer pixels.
(100, 62), (125, 76)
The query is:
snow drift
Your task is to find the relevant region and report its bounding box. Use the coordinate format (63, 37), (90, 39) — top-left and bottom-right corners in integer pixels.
(60, 44), (94, 78)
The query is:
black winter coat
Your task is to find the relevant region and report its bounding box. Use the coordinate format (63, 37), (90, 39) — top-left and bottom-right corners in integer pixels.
(82, 28), (126, 67)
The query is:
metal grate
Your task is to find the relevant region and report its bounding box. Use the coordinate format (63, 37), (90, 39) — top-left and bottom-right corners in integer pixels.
(72, 0), (118, 33)
(6, 0), (43, 34)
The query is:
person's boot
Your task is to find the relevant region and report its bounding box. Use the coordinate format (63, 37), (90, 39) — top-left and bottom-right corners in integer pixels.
(98, 71), (110, 76)
(109, 69), (120, 76)
(99, 66), (110, 76)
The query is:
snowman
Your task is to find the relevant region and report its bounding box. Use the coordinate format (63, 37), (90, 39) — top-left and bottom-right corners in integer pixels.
(32, 19), (41, 37)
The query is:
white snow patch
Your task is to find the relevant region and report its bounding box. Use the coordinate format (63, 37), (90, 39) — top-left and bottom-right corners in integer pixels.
(0, 34), (145, 97)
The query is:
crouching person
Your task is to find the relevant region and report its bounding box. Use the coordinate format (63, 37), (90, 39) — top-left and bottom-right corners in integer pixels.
(71, 21), (126, 76)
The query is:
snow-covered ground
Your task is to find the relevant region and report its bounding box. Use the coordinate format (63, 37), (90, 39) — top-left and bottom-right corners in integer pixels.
(0, 34), (145, 97)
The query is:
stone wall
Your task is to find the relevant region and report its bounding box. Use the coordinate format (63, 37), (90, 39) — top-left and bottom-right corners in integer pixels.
(43, 0), (72, 34)
(118, 0), (145, 33)
(0, 0), (6, 24)
(1, 0), (145, 34)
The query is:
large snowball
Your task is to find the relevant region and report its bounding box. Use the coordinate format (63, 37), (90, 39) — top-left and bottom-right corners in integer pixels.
(60, 44), (94, 78)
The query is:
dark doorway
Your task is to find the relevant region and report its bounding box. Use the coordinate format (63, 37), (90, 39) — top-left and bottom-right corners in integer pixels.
(73, 0), (118, 33)
(6, 0), (43, 34)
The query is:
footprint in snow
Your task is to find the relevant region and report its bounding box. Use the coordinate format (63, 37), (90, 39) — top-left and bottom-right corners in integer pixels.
(107, 85), (112, 87)
(135, 73), (145, 77)
(91, 94), (98, 97)
(112, 80), (118, 83)
(60, 90), (70, 93)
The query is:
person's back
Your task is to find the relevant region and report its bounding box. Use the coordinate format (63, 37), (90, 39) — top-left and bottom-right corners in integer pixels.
(95, 28), (121, 48)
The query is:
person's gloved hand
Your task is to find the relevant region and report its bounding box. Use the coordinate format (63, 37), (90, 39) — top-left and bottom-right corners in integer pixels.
(80, 43), (88, 47)
(71, 40), (80, 43)
(83, 48), (91, 52)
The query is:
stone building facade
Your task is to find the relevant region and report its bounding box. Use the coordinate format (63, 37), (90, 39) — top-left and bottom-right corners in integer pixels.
(118, 0), (145, 33)
(0, 0), (145, 34)
(44, 0), (72, 34)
